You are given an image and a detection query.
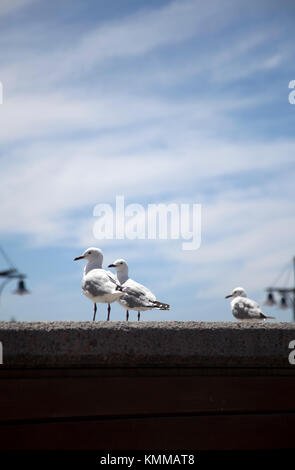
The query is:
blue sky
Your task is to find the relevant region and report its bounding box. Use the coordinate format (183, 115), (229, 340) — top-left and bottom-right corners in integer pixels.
(0, 0), (295, 322)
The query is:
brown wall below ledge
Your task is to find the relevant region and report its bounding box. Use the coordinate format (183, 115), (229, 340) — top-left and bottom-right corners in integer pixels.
(0, 321), (295, 450)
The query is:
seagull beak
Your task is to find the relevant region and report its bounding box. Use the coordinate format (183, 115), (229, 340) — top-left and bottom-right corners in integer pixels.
(108, 264), (116, 268)
(74, 255), (85, 261)
(225, 294), (233, 299)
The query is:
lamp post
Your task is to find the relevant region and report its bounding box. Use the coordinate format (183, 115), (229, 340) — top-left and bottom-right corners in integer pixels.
(12, 277), (30, 295)
(265, 256), (295, 321)
(0, 271), (30, 301)
(0, 247), (30, 308)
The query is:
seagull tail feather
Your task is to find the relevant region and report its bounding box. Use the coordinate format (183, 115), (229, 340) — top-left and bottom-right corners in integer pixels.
(153, 301), (170, 310)
(261, 313), (276, 320)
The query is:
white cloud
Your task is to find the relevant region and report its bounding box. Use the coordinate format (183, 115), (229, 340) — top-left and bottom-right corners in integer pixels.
(74, 0), (230, 61)
(2, 0), (285, 95)
(0, 0), (37, 17)
(0, 134), (294, 244)
(156, 185), (295, 307)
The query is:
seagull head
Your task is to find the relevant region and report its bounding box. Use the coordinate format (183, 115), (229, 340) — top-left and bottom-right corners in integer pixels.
(74, 247), (103, 264)
(225, 287), (247, 299)
(108, 258), (128, 272)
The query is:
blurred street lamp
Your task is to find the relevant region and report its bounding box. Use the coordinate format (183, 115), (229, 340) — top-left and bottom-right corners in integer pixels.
(0, 247), (30, 306)
(12, 278), (30, 296)
(0, 272), (30, 300)
(264, 291), (277, 306)
(265, 256), (295, 321)
(279, 295), (289, 310)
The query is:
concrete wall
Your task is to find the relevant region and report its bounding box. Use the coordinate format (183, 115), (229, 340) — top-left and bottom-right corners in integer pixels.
(0, 321), (295, 450)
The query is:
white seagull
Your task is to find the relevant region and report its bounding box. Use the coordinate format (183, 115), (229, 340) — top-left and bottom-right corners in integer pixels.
(108, 258), (170, 321)
(74, 247), (125, 321)
(225, 287), (275, 321)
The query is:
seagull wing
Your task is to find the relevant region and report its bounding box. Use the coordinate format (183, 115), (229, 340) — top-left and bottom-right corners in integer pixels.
(233, 297), (263, 319)
(119, 279), (159, 309)
(82, 269), (118, 297)
(124, 279), (155, 300)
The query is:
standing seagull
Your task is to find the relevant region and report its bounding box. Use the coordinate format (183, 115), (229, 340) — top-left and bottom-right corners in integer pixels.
(74, 247), (124, 321)
(108, 259), (170, 321)
(225, 287), (275, 321)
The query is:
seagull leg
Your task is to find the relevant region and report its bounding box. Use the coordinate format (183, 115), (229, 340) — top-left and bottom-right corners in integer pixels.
(137, 311), (140, 321)
(93, 303), (97, 321)
(126, 310), (129, 321)
(107, 303), (111, 321)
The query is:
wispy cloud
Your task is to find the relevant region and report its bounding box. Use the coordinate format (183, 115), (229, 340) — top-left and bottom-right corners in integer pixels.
(0, 0), (38, 17)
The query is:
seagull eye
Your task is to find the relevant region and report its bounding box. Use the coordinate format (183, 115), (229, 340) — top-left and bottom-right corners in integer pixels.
(88, 251), (92, 254)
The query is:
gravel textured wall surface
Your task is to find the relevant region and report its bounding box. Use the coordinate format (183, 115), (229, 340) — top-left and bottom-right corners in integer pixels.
(0, 321), (294, 368)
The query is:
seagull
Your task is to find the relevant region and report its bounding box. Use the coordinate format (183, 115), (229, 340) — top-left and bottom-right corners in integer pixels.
(108, 258), (170, 321)
(225, 287), (275, 321)
(74, 247), (125, 321)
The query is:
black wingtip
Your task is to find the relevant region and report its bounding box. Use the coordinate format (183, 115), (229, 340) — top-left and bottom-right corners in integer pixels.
(153, 301), (170, 310)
